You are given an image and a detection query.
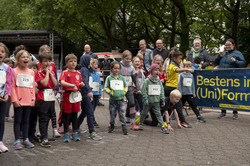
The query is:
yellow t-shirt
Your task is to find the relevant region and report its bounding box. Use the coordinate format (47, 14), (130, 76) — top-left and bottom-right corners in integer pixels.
(165, 63), (179, 88)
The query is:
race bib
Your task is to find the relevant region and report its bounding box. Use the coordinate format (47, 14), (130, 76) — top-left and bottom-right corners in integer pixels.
(148, 85), (161, 95)
(183, 78), (192, 87)
(16, 74), (34, 88)
(124, 76), (132, 86)
(92, 82), (99, 92)
(110, 80), (124, 90)
(44, 89), (56, 101)
(0, 71), (6, 84)
(69, 91), (82, 103)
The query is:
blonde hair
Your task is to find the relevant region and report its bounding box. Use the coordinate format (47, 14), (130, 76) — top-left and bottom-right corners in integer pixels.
(136, 53), (143, 60)
(39, 45), (51, 55)
(152, 54), (163, 68)
(0, 42), (10, 57)
(170, 89), (182, 98)
(15, 50), (30, 67)
(65, 53), (77, 63)
(183, 61), (192, 67)
(93, 58), (98, 64)
(132, 56), (140, 63)
(122, 50), (132, 59)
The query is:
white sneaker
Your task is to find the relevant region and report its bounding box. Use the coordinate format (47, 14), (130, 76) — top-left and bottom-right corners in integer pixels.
(53, 129), (61, 138)
(0, 141), (8, 152)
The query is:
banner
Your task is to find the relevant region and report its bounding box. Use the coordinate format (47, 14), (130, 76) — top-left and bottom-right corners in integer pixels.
(194, 69), (250, 111)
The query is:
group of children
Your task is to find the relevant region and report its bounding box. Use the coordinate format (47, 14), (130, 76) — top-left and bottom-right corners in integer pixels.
(0, 42), (205, 153)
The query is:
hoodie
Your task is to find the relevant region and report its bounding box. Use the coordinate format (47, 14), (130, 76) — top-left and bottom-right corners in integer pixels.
(120, 61), (136, 91)
(79, 54), (92, 96)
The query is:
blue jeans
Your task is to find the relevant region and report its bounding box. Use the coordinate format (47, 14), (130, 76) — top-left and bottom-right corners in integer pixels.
(109, 99), (126, 125)
(0, 101), (7, 141)
(77, 96), (95, 133)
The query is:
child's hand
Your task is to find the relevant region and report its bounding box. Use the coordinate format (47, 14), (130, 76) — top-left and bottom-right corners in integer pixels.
(189, 69), (194, 73)
(0, 95), (9, 102)
(79, 82), (85, 88)
(73, 86), (78, 92)
(193, 94), (196, 98)
(31, 100), (35, 107)
(14, 101), (21, 108)
(177, 123), (184, 129)
(167, 124), (173, 131)
(87, 92), (93, 101)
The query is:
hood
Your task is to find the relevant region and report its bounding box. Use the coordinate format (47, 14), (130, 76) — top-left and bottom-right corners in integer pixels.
(80, 54), (91, 68)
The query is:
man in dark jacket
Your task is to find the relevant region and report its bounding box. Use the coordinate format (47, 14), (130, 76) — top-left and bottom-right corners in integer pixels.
(186, 38), (210, 69)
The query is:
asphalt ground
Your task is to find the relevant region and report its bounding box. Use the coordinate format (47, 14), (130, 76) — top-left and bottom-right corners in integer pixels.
(0, 99), (250, 166)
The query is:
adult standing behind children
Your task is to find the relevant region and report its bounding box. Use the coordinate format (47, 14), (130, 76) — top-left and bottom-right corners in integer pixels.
(214, 39), (246, 119)
(186, 38), (210, 69)
(138, 39), (153, 75)
(153, 39), (169, 61)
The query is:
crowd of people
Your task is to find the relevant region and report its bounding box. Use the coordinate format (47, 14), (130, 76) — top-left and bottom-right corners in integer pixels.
(0, 37), (246, 153)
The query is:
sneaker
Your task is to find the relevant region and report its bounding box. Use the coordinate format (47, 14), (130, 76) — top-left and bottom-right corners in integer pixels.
(181, 122), (192, 128)
(0, 141), (8, 152)
(135, 117), (140, 125)
(122, 125), (128, 135)
(14, 139), (23, 150)
(68, 125), (73, 132)
(197, 116), (206, 123)
(161, 127), (169, 134)
(130, 122), (139, 130)
(76, 128), (87, 134)
(40, 139), (51, 147)
(108, 124), (115, 133)
(94, 121), (100, 128)
(88, 132), (102, 141)
(53, 129), (61, 138)
(233, 114), (238, 120)
(23, 138), (35, 148)
(58, 126), (64, 133)
(218, 113), (226, 119)
(97, 102), (104, 106)
(136, 112), (140, 117)
(137, 124), (144, 130)
(48, 137), (56, 142)
(72, 132), (80, 141)
(63, 133), (70, 143)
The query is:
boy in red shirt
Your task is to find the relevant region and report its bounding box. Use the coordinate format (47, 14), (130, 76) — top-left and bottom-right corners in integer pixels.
(35, 52), (58, 147)
(59, 54), (84, 142)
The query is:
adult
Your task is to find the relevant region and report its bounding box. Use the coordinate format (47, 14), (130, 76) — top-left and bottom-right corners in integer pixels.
(153, 39), (169, 61)
(138, 39), (153, 74)
(214, 39), (246, 119)
(83, 44), (98, 59)
(186, 38), (210, 69)
(100, 55), (111, 83)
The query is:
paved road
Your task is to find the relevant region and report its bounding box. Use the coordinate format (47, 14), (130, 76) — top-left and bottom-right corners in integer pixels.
(1, 100), (250, 166)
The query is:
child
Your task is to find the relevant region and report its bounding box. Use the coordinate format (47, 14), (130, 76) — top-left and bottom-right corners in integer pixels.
(12, 50), (35, 149)
(178, 61), (206, 122)
(104, 61), (128, 135)
(162, 89), (184, 131)
(59, 54), (84, 142)
(35, 52), (58, 147)
(3, 58), (14, 122)
(90, 58), (102, 128)
(191, 56), (202, 69)
(120, 50), (138, 130)
(27, 62), (39, 142)
(37, 45), (61, 139)
(138, 64), (169, 134)
(147, 55), (167, 84)
(0, 43), (13, 153)
(165, 50), (193, 128)
(132, 56), (144, 114)
(77, 54), (102, 140)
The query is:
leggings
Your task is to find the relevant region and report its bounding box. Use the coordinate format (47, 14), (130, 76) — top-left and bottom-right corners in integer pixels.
(0, 101), (7, 141)
(14, 106), (31, 140)
(63, 112), (78, 133)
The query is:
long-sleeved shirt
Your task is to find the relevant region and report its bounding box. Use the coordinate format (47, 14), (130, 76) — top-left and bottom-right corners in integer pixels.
(0, 63), (13, 97)
(177, 72), (195, 95)
(12, 67), (35, 106)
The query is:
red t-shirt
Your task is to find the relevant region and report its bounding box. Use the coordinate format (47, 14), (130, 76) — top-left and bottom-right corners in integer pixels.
(59, 70), (82, 91)
(35, 70), (56, 101)
(37, 61), (57, 74)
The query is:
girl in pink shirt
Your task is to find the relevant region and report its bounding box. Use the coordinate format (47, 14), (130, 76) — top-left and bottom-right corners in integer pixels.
(0, 43), (13, 153)
(12, 50), (35, 150)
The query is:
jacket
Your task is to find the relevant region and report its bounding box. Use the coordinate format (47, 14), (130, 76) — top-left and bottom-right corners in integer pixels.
(79, 54), (92, 96)
(104, 74), (128, 100)
(90, 70), (102, 95)
(214, 50), (246, 68)
(187, 49), (210, 69)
